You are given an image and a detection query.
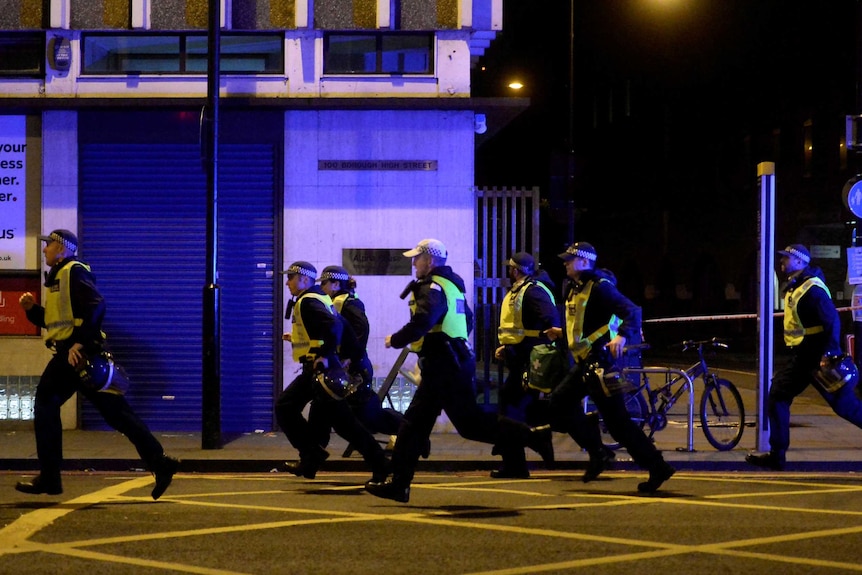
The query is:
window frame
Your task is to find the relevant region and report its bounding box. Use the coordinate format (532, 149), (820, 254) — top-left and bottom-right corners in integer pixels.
(80, 32), (284, 76)
(0, 32), (46, 78)
(323, 32), (434, 76)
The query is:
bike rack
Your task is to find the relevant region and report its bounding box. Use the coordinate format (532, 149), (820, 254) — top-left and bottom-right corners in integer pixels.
(621, 366), (696, 452)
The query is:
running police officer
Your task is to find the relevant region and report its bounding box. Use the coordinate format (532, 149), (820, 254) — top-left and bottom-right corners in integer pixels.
(308, 265), (403, 447)
(365, 239), (549, 503)
(493, 252), (559, 478)
(746, 244), (862, 470)
(277, 261), (388, 481)
(546, 242), (675, 492)
(16, 229), (178, 499)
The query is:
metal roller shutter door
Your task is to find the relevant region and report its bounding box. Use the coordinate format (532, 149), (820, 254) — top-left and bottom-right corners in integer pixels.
(79, 143), (277, 433)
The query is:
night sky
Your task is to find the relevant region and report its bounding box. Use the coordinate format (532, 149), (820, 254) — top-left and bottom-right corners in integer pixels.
(472, 0), (861, 324)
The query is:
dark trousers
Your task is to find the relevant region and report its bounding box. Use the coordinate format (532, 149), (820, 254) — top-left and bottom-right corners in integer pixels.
(308, 359), (403, 448)
(497, 359), (547, 470)
(34, 352), (165, 482)
(769, 352), (862, 454)
(275, 367), (387, 473)
(390, 342), (506, 486)
(548, 365), (662, 468)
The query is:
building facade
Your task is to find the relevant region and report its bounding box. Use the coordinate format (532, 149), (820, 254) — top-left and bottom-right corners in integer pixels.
(0, 0), (507, 432)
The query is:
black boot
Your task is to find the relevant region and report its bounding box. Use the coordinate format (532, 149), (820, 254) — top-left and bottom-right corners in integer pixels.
(525, 424), (555, 467)
(745, 451), (785, 471)
(582, 447), (615, 483)
(283, 447), (330, 479)
(637, 459), (675, 493)
(15, 475), (63, 495)
(152, 455), (180, 500)
(365, 477), (410, 503)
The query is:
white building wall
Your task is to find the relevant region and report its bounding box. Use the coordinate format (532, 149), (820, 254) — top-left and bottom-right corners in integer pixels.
(282, 109), (476, 384)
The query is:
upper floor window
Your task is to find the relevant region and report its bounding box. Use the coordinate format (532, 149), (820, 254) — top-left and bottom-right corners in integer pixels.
(81, 33), (283, 75)
(323, 32), (433, 75)
(0, 33), (45, 78)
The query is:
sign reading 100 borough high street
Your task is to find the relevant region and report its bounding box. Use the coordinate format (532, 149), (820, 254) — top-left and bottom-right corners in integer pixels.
(0, 116), (26, 270)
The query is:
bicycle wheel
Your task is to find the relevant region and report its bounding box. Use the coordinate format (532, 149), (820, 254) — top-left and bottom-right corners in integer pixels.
(586, 390), (648, 450)
(699, 377), (745, 450)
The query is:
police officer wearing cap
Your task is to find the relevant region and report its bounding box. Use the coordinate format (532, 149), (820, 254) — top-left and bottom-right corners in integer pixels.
(16, 229), (179, 498)
(492, 252), (559, 478)
(308, 265), (404, 447)
(546, 241), (675, 492)
(746, 244), (862, 471)
(277, 261), (389, 481)
(365, 239), (548, 503)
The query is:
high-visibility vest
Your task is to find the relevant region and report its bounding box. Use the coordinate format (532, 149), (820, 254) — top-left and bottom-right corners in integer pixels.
(44, 261), (89, 343)
(497, 279), (555, 345)
(408, 275), (468, 352)
(783, 276), (829, 346)
(564, 279), (620, 361)
(291, 291), (335, 362)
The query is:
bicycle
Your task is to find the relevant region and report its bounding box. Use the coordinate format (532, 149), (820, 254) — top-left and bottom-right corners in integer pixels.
(586, 337), (746, 451)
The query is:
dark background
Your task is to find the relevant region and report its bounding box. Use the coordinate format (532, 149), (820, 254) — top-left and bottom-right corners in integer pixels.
(472, 0), (862, 340)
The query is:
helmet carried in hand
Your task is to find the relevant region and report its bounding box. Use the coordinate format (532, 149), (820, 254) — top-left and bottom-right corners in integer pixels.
(316, 364), (357, 400)
(814, 354), (859, 393)
(76, 351), (131, 395)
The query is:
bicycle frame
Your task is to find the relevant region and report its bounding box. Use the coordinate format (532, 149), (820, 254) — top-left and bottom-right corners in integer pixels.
(622, 365), (697, 452)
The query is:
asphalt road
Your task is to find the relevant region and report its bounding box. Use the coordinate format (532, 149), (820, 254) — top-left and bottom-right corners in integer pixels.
(2, 468), (861, 574)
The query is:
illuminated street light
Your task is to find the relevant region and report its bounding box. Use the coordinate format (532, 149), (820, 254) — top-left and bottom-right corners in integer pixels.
(508, 81), (524, 90)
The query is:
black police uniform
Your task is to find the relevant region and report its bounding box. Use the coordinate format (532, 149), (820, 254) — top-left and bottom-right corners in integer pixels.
(18, 256), (177, 498)
(308, 290), (403, 447)
(495, 271), (560, 476)
(550, 267), (674, 491)
(276, 285), (388, 479)
(753, 265), (862, 468)
(366, 265), (541, 502)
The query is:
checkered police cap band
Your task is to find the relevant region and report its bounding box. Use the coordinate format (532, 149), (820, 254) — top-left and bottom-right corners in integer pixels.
(403, 238), (448, 259)
(778, 245), (811, 264)
(40, 229), (78, 254)
(320, 269), (349, 282)
(51, 232), (77, 253)
(284, 263), (317, 278)
(564, 245), (597, 261)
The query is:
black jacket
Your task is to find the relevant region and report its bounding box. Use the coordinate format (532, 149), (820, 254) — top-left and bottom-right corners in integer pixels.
(390, 265), (473, 354)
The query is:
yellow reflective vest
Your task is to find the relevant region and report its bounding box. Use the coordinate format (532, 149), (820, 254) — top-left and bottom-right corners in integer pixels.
(408, 275), (468, 352)
(44, 261), (89, 343)
(290, 291), (335, 362)
(783, 276), (828, 346)
(498, 279), (555, 345)
(565, 279), (621, 361)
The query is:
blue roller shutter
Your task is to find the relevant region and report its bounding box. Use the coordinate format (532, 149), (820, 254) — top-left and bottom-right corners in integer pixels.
(79, 141), (278, 433)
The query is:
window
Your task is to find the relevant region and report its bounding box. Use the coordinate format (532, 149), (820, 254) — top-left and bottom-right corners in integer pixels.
(0, 33), (45, 78)
(81, 33), (283, 75)
(324, 32), (432, 75)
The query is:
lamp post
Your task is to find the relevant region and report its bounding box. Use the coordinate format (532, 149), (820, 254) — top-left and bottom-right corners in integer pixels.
(566, 0), (576, 242)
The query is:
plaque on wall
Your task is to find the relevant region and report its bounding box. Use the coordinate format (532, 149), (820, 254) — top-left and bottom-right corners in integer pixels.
(343, 249), (412, 276)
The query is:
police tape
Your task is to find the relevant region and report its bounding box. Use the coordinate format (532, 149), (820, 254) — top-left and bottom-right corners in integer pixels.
(643, 305), (862, 324)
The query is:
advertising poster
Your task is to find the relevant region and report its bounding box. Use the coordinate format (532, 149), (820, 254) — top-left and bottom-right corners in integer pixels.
(0, 115), (26, 270)
(0, 276), (40, 336)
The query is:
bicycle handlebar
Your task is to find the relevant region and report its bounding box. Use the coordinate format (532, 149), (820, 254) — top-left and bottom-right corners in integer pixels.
(674, 337), (729, 352)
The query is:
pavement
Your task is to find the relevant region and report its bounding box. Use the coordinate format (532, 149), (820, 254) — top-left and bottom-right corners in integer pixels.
(2, 382), (862, 475)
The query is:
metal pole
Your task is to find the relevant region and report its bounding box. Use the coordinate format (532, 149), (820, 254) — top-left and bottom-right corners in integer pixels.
(201, 0), (222, 449)
(756, 162), (776, 451)
(566, 0), (575, 242)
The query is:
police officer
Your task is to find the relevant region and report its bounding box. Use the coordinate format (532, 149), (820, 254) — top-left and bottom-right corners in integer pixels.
(365, 239), (549, 503)
(308, 265), (403, 447)
(747, 244), (862, 470)
(277, 261), (388, 481)
(16, 229), (178, 499)
(546, 242), (675, 492)
(492, 252), (559, 478)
